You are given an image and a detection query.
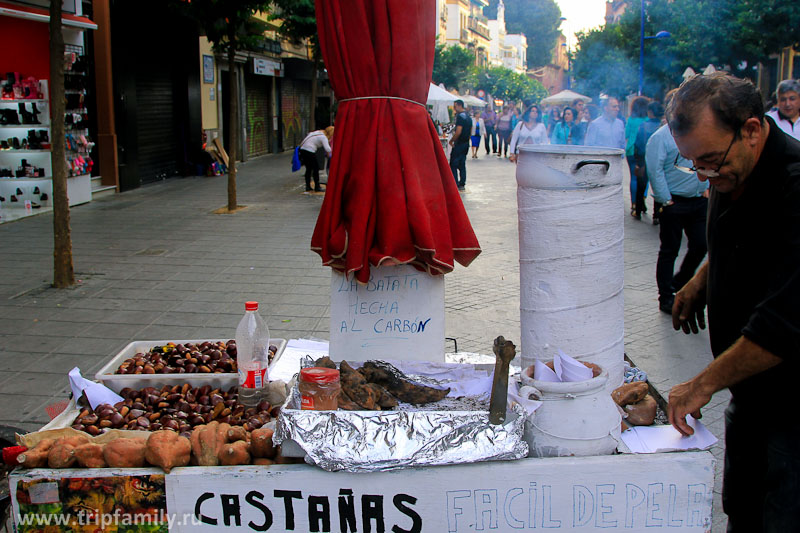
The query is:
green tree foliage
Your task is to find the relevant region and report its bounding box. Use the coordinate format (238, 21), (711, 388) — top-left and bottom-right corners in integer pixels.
(484, 0), (563, 69)
(571, 0), (800, 100)
(433, 44), (476, 89)
(466, 66), (548, 103)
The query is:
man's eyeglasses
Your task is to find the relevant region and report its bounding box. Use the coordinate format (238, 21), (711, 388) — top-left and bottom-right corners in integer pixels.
(673, 134), (737, 178)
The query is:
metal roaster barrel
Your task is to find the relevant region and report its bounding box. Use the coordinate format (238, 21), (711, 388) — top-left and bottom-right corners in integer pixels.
(516, 145), (626, 391)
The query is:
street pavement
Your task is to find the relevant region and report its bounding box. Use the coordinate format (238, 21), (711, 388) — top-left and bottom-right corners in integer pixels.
(0, 149), (727, 530)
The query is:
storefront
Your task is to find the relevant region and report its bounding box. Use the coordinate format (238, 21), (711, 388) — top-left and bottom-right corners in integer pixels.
(0, 0), (96, 223)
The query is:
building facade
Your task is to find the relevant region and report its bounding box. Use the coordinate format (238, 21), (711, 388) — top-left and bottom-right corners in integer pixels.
(445, 0), (491, 68)
(487, 0), (527, 74)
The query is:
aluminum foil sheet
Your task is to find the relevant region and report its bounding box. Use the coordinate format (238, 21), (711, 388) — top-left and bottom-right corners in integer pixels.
(274, 379), (529, 472)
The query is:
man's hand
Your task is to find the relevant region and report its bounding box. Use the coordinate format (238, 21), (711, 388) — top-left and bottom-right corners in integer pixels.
(667, 376), (712, 436)
(673, 271), (707, 334)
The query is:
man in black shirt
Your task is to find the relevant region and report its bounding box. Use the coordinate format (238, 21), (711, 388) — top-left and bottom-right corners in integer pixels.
(449, 100), (472, 191)
(666, 73), (800, 531)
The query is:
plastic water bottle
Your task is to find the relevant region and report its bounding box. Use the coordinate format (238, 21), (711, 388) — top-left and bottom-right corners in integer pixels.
(235, 301), (270, 407)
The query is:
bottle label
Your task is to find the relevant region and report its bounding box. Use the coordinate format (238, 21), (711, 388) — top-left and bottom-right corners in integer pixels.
(239, 365), (267, 390)
(301, 395), (315, 410)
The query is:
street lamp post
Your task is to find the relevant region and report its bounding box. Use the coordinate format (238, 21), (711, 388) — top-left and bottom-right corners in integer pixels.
(638, 0), (670, 96)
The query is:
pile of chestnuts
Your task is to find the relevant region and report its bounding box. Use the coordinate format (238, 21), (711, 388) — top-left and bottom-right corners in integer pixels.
(113, 340), (278, 375)
(71, 384), (278, 438)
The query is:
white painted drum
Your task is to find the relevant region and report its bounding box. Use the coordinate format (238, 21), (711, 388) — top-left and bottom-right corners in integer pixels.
(516, 145), (626, 391)
(520, 364), (621, 457)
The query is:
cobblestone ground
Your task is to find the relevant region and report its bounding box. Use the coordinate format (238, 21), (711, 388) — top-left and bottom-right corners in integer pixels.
(0, 149), (726, 530)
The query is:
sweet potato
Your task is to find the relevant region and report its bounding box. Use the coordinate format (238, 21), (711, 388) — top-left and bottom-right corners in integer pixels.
(59, 435), (90, 448)
(611, 381), (649, 407)
(191, 422), (224, 466)
(227, 426), (248, 443)
(17, 438), (55, 468)
(48, 443), (77, 468)
(103, 438), (147, 468)
(624, 395), (658, 426)
(253, 458), (274, 466)
(250, 428), (276, 459)
(218, 440), (250, 466)
(145, 431), (191, 473)
(74, 443), (107, 468)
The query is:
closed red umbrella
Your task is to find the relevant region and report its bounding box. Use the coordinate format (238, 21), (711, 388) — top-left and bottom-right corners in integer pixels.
(310, 0), (481, 284)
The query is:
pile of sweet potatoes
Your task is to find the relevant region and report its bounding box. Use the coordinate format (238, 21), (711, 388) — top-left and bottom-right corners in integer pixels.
(16, 425), (294, 472)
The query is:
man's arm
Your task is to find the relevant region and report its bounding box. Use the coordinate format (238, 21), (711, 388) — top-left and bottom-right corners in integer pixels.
(668, 336), (781, 436)
(645, 132), (672, 205)
(449, 125), (462, 146)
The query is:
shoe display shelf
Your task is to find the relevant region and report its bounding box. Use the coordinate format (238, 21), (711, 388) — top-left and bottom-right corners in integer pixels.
(0, 79), (91, 224)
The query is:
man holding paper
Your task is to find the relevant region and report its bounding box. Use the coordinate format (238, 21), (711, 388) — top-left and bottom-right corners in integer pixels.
(665, 73), (800, 531)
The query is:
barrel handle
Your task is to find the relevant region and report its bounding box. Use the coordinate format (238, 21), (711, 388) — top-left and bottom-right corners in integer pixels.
(572, 160), (610, 174)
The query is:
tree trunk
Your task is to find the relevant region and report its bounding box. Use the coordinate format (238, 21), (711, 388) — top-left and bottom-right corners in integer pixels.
(227, 36), (238, 212)
(50, 0), (74, 288)
(310, 52), (318, 131)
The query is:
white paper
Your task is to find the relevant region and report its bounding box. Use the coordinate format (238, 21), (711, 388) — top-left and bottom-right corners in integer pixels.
(533, 359), (560, 382)
(620, 416), (718, 453)
(557, 349), (593, 382)
(68, 367), (124, 410)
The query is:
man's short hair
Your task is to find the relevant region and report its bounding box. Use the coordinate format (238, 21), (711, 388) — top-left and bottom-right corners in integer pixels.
(454, 99), (464, 108)
(776, 79), (800, 97)
(666, 73), (764, 137)
(647, 101), (664, 119)
(572, 98), (585, 107)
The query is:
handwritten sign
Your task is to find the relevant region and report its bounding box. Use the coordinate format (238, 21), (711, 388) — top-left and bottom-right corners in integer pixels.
(329, 265), (444, 362)
(165, 452), (714, 532)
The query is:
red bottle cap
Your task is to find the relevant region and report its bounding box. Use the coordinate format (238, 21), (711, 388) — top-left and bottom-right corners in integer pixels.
(245, 301), (258, 311)
(300, 367), (340, 384)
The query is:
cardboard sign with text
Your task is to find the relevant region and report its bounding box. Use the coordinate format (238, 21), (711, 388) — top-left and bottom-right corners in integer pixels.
(329, 265), (445, 362)
(165, 452), (714, 532)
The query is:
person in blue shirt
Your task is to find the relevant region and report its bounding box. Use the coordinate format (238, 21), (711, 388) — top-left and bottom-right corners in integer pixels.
(645, 120), (709, 313)
(632, 101), (665, 220)
(550, 107), (577, 145)
(584, 97), (626, 149)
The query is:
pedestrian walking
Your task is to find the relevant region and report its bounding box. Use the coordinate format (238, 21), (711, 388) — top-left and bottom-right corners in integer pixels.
(645, 118), (708, 313)
(665, 73), (800, 531)
(481, 107), (498, 154)
(299, 127), (333, 192)
(550, 106), (577, 145)
(470, 110), (484, 159)
(632, 101), (664, 220)
(496, 106), (514, 158)
(448, 99), (472, 190)
(625, 97), (649, 214)
(766, 79), (800, 140)
(584, 97), (625, 149)
(508, 104), (548, 163)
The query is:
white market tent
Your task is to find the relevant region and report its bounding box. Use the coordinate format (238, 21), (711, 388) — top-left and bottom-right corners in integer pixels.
(460, 94), (488, 107)
(540, 89), (592, 106)
(427, 83), (458, 104)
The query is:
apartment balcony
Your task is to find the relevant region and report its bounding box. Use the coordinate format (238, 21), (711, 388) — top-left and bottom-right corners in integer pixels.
(468, 16), (490, 40)
(460, 29), (469, 43)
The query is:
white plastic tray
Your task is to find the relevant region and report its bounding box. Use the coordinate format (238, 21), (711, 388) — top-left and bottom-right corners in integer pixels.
(94, 338), (287, 393)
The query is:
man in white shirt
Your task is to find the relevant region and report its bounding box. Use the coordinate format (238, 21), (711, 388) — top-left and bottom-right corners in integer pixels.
(585, 97), (626, 149)
(766, 79), (800, 141)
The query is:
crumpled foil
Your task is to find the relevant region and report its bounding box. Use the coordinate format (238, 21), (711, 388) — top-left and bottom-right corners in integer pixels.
(274, 383), (529, 472)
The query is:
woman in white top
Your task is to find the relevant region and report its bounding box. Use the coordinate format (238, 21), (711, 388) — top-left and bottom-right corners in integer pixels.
(508, 104), (548, 163)
(299, 126), (334, 192)
(470, 110), (485, 159)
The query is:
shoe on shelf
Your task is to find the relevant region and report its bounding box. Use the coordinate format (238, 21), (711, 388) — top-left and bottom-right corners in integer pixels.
(39, 193), (48, 201)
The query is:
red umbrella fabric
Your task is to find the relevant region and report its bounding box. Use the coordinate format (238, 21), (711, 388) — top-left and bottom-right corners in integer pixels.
(311, 0), (481, 284)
